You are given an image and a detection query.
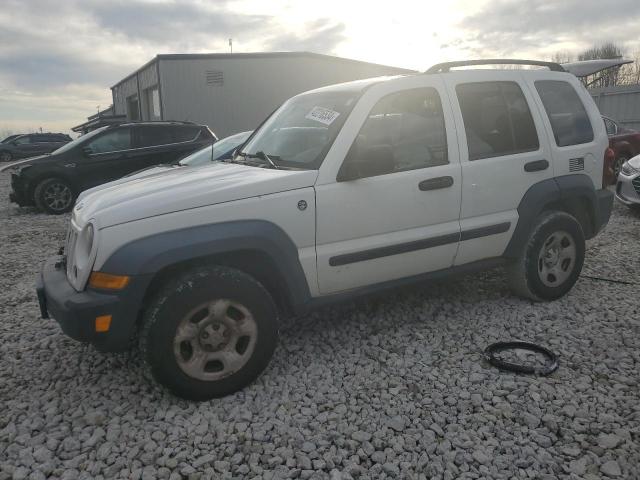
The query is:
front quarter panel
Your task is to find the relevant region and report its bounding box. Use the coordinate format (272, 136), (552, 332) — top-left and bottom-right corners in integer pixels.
(95, 187), (320, 298)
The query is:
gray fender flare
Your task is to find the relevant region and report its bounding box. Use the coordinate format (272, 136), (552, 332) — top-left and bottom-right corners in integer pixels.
(503, 174), (601, 258)
(100, 220), (312, 310)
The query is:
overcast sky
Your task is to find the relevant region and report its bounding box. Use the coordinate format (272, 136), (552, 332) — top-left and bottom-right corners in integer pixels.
(1, 0), (639, 135)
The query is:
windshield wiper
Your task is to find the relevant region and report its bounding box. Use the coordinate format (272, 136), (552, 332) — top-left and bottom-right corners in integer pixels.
(245, 151), (279, 169)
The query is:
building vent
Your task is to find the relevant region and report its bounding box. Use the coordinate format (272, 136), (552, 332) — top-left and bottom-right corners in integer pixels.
(569, 157), (584, 172)
(206, 70), (224, 86)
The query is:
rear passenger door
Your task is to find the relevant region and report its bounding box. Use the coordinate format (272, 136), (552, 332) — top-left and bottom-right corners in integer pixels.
(446, 72), (554, 266)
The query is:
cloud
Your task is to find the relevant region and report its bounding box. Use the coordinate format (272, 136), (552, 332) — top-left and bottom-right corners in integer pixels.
(458, 0), (640, 57)
(265, 19), (346, 53)
(0, 0), (346, 132)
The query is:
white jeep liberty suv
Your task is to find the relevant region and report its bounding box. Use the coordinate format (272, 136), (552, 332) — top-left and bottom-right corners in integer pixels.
(37, 60), (614, 400)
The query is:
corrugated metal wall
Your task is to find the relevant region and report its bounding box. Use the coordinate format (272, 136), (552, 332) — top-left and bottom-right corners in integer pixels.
(590, 85), (640, 131)
(112, 76), (138, 117)
(157, 56), (410, 137)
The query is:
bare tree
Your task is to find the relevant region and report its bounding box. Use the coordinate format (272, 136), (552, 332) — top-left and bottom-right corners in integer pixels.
(577, 42), (625, 88)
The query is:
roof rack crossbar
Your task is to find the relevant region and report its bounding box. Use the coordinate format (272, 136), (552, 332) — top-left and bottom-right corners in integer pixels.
(426, 59), (565, 74)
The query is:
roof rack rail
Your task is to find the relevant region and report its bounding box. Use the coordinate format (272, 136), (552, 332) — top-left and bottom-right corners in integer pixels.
(425, 59), (565, 74)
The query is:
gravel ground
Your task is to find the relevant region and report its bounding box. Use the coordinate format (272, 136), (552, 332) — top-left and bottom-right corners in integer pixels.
(0, 172), (639, 480)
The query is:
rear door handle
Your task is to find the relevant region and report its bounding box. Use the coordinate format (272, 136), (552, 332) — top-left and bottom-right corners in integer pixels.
(419, 176), (454, 191)
(524, 159), (549, 172)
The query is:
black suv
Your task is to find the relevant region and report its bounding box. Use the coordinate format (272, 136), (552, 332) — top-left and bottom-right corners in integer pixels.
(0, 133), (72, 162)
(9, 122), (216, 214)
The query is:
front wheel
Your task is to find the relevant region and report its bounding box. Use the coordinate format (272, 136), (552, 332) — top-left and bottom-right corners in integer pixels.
(33, 177), (75, 214)
(507, 211), (585, 301)
(140, 266), (279, 400)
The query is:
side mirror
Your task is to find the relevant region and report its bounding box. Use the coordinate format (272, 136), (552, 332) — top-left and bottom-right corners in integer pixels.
(337, 144), (395, 182)
(82, 146), (93, 156)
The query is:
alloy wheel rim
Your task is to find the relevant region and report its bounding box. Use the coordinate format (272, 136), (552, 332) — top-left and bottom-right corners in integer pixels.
(173, 299), (258, 381)
(537, 230), (576, 287)
(43, 183), (72, 211)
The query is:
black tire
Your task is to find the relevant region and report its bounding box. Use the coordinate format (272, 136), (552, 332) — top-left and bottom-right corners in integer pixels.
(33, 177), (75, 214)
(0, 151), (12, 162)
(506, 211), (585, 301)
(140, 266), (279, 401)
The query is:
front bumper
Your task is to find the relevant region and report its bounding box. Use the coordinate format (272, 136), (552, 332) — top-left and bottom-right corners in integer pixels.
(9, 173), (32, 206)
(615, 172), (640, 206)
(37, 255), (151, 352)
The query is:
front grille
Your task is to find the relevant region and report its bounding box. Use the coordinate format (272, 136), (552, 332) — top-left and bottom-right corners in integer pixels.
(632, 177), (640, 195)
(569, 157), (584, 172)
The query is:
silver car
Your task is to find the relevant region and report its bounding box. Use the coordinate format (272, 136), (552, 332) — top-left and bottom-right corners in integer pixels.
(616, 154), (640, 209)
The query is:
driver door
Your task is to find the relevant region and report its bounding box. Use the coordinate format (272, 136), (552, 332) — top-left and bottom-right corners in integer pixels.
(315, 80), (462, 294)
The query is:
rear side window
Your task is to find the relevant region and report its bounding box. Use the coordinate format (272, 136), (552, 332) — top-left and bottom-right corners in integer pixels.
(137, 126), (173, 148)
(172, 126), (201, 143)
(87, 129), (131, 154)
(535, 80), (594, 147)
(354, 87), (448, 172)
(457, 81), (539, 160)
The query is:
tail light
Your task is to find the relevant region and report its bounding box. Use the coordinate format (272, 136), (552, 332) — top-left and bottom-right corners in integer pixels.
(602, 147), (615, 187)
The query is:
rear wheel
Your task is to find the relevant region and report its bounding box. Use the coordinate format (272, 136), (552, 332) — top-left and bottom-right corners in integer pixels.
(140, 266), (279, 400)
(0, 151), (12, 162)
(507, 211), (585, 301)
(34, 177), (75, 214)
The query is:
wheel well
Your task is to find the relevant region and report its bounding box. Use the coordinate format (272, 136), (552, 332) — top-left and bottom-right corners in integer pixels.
(139, 249), (294, 328)
(28, 174), (78, 202)
(542, 196), (595, 238)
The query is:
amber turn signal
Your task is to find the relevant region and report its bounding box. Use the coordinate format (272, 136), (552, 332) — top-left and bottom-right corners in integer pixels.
(95, 315), (112, 332)
(89, 272), (130, 290)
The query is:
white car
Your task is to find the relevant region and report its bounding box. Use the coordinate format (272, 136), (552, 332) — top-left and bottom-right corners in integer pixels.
(38, 59), (614, 400)
(615, 154), (640, 209)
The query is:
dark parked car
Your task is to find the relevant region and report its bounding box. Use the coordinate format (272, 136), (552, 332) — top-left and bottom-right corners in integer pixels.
(0, 133), (72, 162)
(8, 121), (216, 214)
(1, 134), (22, 144)
(602, 116), (640, 177)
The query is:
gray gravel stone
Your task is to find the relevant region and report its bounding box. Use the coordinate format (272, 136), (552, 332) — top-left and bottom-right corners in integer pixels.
(0, 174), (639, 480)
(601, 460), (622, 477)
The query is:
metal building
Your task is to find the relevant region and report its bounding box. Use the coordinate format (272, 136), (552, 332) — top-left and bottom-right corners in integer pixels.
(111, 52), (414, 137)
(590, 84), (640, 131)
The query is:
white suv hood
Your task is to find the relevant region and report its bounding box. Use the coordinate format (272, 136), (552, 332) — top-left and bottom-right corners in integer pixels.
(75, 162), (318, 228)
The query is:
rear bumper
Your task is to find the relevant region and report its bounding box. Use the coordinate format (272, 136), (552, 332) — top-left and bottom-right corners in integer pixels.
(594, 187), (614, 233)
(37, 255), (151, 352)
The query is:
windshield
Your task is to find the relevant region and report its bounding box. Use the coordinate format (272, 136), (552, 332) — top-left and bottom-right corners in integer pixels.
(52, 126), (107, 155)
(239, 90), (359, 169)
(180, 130), (252, 166)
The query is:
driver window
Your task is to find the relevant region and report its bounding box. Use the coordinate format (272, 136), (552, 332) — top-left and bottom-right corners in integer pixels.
(87, 129), (131, 154)
(352, 87), (448, 174)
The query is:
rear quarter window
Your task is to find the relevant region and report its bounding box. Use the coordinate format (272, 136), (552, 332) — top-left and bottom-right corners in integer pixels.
(172, 126), (201, 143)
(535, 80), (594, 147)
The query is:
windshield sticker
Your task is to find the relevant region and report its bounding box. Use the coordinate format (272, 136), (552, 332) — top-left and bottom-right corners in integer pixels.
(305, 106), (340, 126)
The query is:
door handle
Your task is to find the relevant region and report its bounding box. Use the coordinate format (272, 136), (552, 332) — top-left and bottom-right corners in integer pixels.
(419, 176), (454, 191)
(524, 159), (549, 172)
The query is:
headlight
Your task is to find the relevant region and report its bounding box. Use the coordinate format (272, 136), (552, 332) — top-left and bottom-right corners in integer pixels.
(74, 222), (97, 271)
(621, 161), (639, 176)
